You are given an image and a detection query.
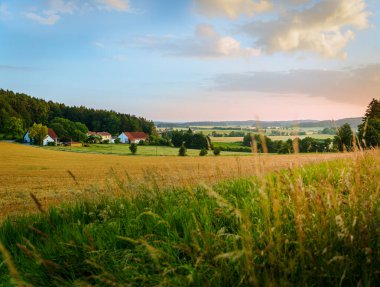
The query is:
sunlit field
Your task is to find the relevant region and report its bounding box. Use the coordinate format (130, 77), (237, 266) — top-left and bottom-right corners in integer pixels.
(43, 143), (249, 156)
(0, 147), (378, 286)
(0, 142), (351, 219)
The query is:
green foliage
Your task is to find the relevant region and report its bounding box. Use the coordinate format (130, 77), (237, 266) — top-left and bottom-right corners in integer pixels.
(169, 130), (208, 149)
(86, 134), (102, 144)
(129, 143), (138, 154)
(50, 117), (88, 142)
(213, 147), (221, 156)
(199, 148), (208, 156)
(0, 154), (379, 286)
(178, 143), (187, 156)
(2, 117), (24, 139)
(358, 99), (380, 148)
(29, 123), (48, 145)
(334, 123), (354, 152)
(148, 134), (171, 146)
(0, 89), (155, 136)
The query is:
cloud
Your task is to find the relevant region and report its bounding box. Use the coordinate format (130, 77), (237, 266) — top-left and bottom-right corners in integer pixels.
(48, 0), (76, 14)
(24, 11), (60, 25)
(0, 3), (11, 19)
(241, 0), (370, 58)
(134, 24), (261, 59)
(96, 0), (130, 11)
(24, 0), (130, 25)
(194, 0), (272, 19)
(211, 64), (380, 104)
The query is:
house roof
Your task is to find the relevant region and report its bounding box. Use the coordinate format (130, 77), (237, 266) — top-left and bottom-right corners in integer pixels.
(123, 132), (148, 140)
(87, 131), (97, 135)
(47, 128), (58, 139)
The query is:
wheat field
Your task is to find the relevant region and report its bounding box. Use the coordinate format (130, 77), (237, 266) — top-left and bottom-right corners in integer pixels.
(0, 142), (351, 219)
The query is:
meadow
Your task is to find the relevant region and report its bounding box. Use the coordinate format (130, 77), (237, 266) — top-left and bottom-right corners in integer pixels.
(0, 147), (378, 286)
(0, 142), (350, 220)
(43, 144), (248, 156)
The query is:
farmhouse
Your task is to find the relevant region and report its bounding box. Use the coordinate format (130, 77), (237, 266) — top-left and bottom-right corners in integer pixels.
(87, 131), (112, 141)
(24, 128), (58, 146)
(118, 132), (148, 144)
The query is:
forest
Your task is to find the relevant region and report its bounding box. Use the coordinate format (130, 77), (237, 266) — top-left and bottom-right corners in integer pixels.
(0, 89), (155, 137)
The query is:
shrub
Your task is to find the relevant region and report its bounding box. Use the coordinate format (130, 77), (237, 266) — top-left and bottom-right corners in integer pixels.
(213, 147), (221, 156)
(47, 141), (56, 146)
(178, 144), (187, 156)
(199, 148), (208, 156)
(129, 143), (138, 155)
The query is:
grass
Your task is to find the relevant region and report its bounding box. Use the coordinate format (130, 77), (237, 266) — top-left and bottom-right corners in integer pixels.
(43, 144), (249, 157)
(0, 142), (351, 219)
(0, 149), (379, 286)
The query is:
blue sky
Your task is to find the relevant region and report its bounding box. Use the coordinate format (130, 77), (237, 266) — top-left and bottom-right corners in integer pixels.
(1, 0), (379, 121)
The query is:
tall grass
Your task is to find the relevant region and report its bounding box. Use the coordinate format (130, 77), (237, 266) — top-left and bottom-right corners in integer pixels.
(0, 150), (379, 286)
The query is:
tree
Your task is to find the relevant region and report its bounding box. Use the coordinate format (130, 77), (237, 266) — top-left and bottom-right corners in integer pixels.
(178, 143), (187, 156)
(358, 98), (380, 148)
(50, 117), (88, 142)
(29, 123), (48, 145)
(334, 123), (353, 152)
(129, 143), (138, 155)
(4, 117), (24, 139)
(199, 148), (208, 156)
(213, 147), (221, 156)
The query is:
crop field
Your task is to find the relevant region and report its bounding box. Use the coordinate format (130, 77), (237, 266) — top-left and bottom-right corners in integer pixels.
(0, 146), (378, 286)
(0, 142), (351, 220)
(43, 143), (248, 156)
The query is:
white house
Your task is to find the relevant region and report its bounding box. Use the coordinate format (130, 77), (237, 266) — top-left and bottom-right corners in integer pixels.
(87, 131), (112, 142)
(118, 132), (148, 144)
(24, 128), (58, 146)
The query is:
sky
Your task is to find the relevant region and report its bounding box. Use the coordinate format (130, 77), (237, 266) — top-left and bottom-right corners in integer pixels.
(1, 0), (379, 122)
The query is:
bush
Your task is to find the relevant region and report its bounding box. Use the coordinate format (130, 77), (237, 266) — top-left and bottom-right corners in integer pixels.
(138, 140), (146, 146)
(178, 144), (187, 156)
(102, 140), (110, 144)
(47, 141), (56, 146)
(129, 143), (138, 155)
(213, 147), (221, 156)
(114, 138), (121, 144)
(199, 148), (208, 156)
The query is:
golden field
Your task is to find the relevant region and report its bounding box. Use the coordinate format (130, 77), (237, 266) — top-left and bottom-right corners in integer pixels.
(0, 142), (351, 219)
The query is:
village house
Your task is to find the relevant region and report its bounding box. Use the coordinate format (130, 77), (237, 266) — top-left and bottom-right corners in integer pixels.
(87, 131), (112, 141)
(24, 128), (58, 146)
(118, 132), (148, 144)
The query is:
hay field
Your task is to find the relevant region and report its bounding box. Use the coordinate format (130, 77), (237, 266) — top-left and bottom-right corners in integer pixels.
(0, 142), (350, 219)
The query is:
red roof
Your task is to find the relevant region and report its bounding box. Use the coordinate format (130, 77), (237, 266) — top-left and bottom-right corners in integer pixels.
(87, 131), (97, 135)
(97, 132), (111, 136)
(123, 132), (148, 140)
(48, 128), (58, 139)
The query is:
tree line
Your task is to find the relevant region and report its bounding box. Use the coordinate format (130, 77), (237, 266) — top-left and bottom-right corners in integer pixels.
(0, 89), (155, 139)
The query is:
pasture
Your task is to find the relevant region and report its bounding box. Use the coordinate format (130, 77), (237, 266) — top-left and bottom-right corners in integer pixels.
(43, 143), (248, 156)
(0, 146), (378, 286)
(0, 142), (350, 220)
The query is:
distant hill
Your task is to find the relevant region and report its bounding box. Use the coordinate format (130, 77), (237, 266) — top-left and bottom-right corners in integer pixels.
(156, 118), (363, 129)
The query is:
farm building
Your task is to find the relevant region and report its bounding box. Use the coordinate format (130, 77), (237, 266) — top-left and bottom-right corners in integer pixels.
(87, 131), (112, 141)
(118, 132), (148, 144)
(24, 128), (58, 146)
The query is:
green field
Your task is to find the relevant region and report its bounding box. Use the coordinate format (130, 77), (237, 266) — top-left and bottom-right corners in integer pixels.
(43, 144), (250, 156)
(0, 150), (379, 286)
